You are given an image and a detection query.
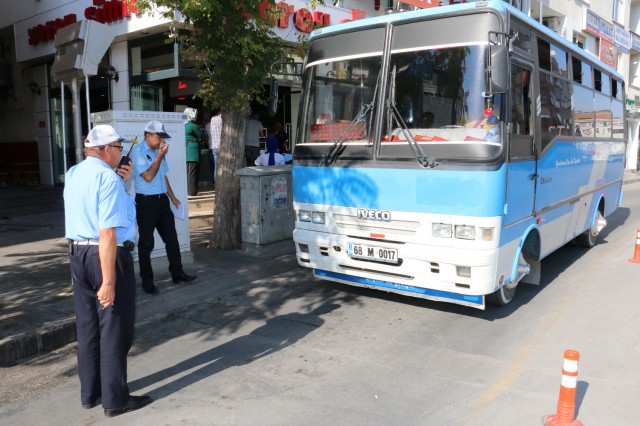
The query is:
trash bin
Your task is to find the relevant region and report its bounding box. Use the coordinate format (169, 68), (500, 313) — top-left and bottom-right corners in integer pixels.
(236, 165), (294, 245)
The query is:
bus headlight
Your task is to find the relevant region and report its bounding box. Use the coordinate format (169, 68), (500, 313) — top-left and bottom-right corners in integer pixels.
(312, 212), (326, 224)
(298, 210), (311, 222)
(432, 223), (452, 238)
(455, 225), (476, 240)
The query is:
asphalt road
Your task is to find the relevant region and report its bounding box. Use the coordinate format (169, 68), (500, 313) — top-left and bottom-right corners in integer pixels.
(2, 183), (640, 425)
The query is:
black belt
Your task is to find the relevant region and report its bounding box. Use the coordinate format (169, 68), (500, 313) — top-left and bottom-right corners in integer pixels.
(136, 193), (167, 199)
(69, 240), (135, 251)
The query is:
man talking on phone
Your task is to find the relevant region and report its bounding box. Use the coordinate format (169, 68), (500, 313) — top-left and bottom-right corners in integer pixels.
(64, 124), (152, 417)
(130, 120), (197, 295)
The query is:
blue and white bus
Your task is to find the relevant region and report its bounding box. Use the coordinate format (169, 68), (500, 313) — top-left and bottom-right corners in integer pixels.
(290, 0), (626, 309)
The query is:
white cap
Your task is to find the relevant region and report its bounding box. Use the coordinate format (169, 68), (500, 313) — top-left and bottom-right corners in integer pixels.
(144, 120), (171, 139)
(84, 125), (123, 147)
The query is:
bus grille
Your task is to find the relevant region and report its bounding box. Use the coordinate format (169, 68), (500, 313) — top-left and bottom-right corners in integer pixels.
(333, 214), (420, 236)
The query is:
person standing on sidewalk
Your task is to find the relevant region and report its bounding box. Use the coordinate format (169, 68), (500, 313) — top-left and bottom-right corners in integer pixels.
(244, 111), (263, 167)
(184, 107), (204, 196)
(64, 124), (152, 417)
(130, 120), (197, 295)
(208, 109), (222, 186)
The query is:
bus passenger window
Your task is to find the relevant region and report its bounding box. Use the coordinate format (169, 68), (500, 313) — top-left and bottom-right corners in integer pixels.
(538, 39), (551, 71)
(550, 44), (568, 77)
(600, 73), (611, 96)
(594, 69), (602, 92)
(572, 57), (582, 83)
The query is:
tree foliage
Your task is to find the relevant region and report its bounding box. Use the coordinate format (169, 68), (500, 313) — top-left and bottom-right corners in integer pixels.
(136, 0), (289, 111)
(134, 0), (294, 249)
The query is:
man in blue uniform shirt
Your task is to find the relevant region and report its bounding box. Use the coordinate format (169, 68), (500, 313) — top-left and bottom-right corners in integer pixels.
(130, 120), (196, 294)
(64, 124), (152, 417)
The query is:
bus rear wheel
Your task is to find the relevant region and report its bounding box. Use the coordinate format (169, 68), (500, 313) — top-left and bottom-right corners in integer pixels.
(577, 209), (606, 248)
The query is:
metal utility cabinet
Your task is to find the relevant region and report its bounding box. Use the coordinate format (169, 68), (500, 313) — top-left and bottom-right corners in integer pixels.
(236, 166), (294, 245)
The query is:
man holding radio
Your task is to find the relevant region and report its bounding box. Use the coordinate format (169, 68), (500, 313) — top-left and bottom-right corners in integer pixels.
(64, 124), (152, 417)
(130, 120), (197, 295)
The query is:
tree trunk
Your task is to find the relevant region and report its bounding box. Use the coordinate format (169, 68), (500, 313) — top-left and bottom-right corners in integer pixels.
(208, 109), (247, 249)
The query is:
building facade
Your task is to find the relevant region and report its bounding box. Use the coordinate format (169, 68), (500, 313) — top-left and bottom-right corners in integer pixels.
(0, 0), (385, 186)
(1, 0), (639, 187)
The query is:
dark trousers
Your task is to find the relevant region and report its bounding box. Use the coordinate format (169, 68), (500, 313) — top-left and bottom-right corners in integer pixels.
(245, 146), (260, 167)
(187, 161), (199, 196)
(71, 245), (136, 409)
(135, 194), (183, 287)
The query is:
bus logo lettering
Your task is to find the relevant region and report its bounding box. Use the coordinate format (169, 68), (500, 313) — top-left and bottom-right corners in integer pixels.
(357, 209), (392, 221)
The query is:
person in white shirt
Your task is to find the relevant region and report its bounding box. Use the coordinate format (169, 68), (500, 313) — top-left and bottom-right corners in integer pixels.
(255, 128), (285, 166)
(208, 109), (222, 185)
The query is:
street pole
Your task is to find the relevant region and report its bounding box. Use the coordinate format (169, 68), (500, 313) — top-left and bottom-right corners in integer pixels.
(70, 78), (84, 165)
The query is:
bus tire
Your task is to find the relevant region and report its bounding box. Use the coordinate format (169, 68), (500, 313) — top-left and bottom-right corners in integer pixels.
(577, 209), (605, 248)
(487, 250), (530, 306)
(486, 283), (517, 306)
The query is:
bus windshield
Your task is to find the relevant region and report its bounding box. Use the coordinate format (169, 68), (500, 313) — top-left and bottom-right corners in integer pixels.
(299, 44), (503, 161)
(297, 13), (505, 162)
(380, 44), (503, 161)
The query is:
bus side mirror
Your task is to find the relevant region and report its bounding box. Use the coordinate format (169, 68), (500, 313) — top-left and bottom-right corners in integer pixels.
(268, 78), (278, 117)
(487, 45), (508, 94)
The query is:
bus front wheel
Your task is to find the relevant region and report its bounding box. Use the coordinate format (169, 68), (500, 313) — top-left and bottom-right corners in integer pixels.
(487, 252), (529, 306)
(486, 282), (517, 306)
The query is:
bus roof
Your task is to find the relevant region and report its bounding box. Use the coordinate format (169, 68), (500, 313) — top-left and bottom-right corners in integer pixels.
(309, 0), (623, 81)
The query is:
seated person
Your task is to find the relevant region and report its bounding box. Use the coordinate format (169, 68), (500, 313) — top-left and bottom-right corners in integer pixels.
(255, 128), (285, 166)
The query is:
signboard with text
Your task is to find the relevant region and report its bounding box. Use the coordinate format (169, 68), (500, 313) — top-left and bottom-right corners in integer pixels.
(585, 9), (613, 42)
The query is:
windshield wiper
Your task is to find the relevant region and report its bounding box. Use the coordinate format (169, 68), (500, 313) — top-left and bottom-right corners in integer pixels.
(386, 65), (438, 169)
(323, 74), (380, 167)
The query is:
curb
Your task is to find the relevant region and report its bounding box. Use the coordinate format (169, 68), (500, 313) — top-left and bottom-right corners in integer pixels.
(0, 248), (298, 366)
(0, 318), (77, 366)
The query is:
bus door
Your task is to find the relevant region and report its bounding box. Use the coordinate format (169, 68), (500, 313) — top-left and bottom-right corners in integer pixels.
(504, 61), (536, 226)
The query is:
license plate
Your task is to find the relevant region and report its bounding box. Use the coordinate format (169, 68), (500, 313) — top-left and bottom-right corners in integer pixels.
(347, 243), (398, 264)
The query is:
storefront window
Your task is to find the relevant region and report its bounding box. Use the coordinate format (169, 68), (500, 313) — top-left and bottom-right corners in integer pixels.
(130, 35), (177, 76)
(131, 85), (163, 111)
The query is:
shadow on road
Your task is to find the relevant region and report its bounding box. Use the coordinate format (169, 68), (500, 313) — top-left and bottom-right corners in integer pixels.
(128, 303), (340, 401)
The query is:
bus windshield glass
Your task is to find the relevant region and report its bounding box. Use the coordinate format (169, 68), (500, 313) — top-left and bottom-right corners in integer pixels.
(297, 14), (504, 162)
(300, 56), (382, 146)
(380, 44), (503, 160)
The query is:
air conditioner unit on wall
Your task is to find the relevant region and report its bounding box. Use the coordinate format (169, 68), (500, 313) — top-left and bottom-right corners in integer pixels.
(543, 17), (561, 33)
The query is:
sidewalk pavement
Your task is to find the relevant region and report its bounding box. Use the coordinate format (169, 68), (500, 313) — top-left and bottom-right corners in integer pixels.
(1, 171), (640, 366)
(0, 185), (297, 366)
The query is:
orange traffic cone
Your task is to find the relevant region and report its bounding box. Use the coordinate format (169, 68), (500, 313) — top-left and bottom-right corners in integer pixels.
(544, 350), (583, 426)
(630, 229), (640, 263)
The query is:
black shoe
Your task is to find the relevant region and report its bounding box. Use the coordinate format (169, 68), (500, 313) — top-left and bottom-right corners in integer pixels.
(172, 272), (197, 284)
(82, 399), (98, 409)
(142, 284), (159, 295)
(104, 395), (153, 418)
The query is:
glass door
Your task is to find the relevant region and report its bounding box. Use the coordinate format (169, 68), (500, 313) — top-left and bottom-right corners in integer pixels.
(49, 96), (75, 184)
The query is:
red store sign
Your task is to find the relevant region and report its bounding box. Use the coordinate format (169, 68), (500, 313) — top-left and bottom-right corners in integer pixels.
(253, 1), (365, 33)
(27, 0), (362, 46)
(28, 0), (137, 45)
